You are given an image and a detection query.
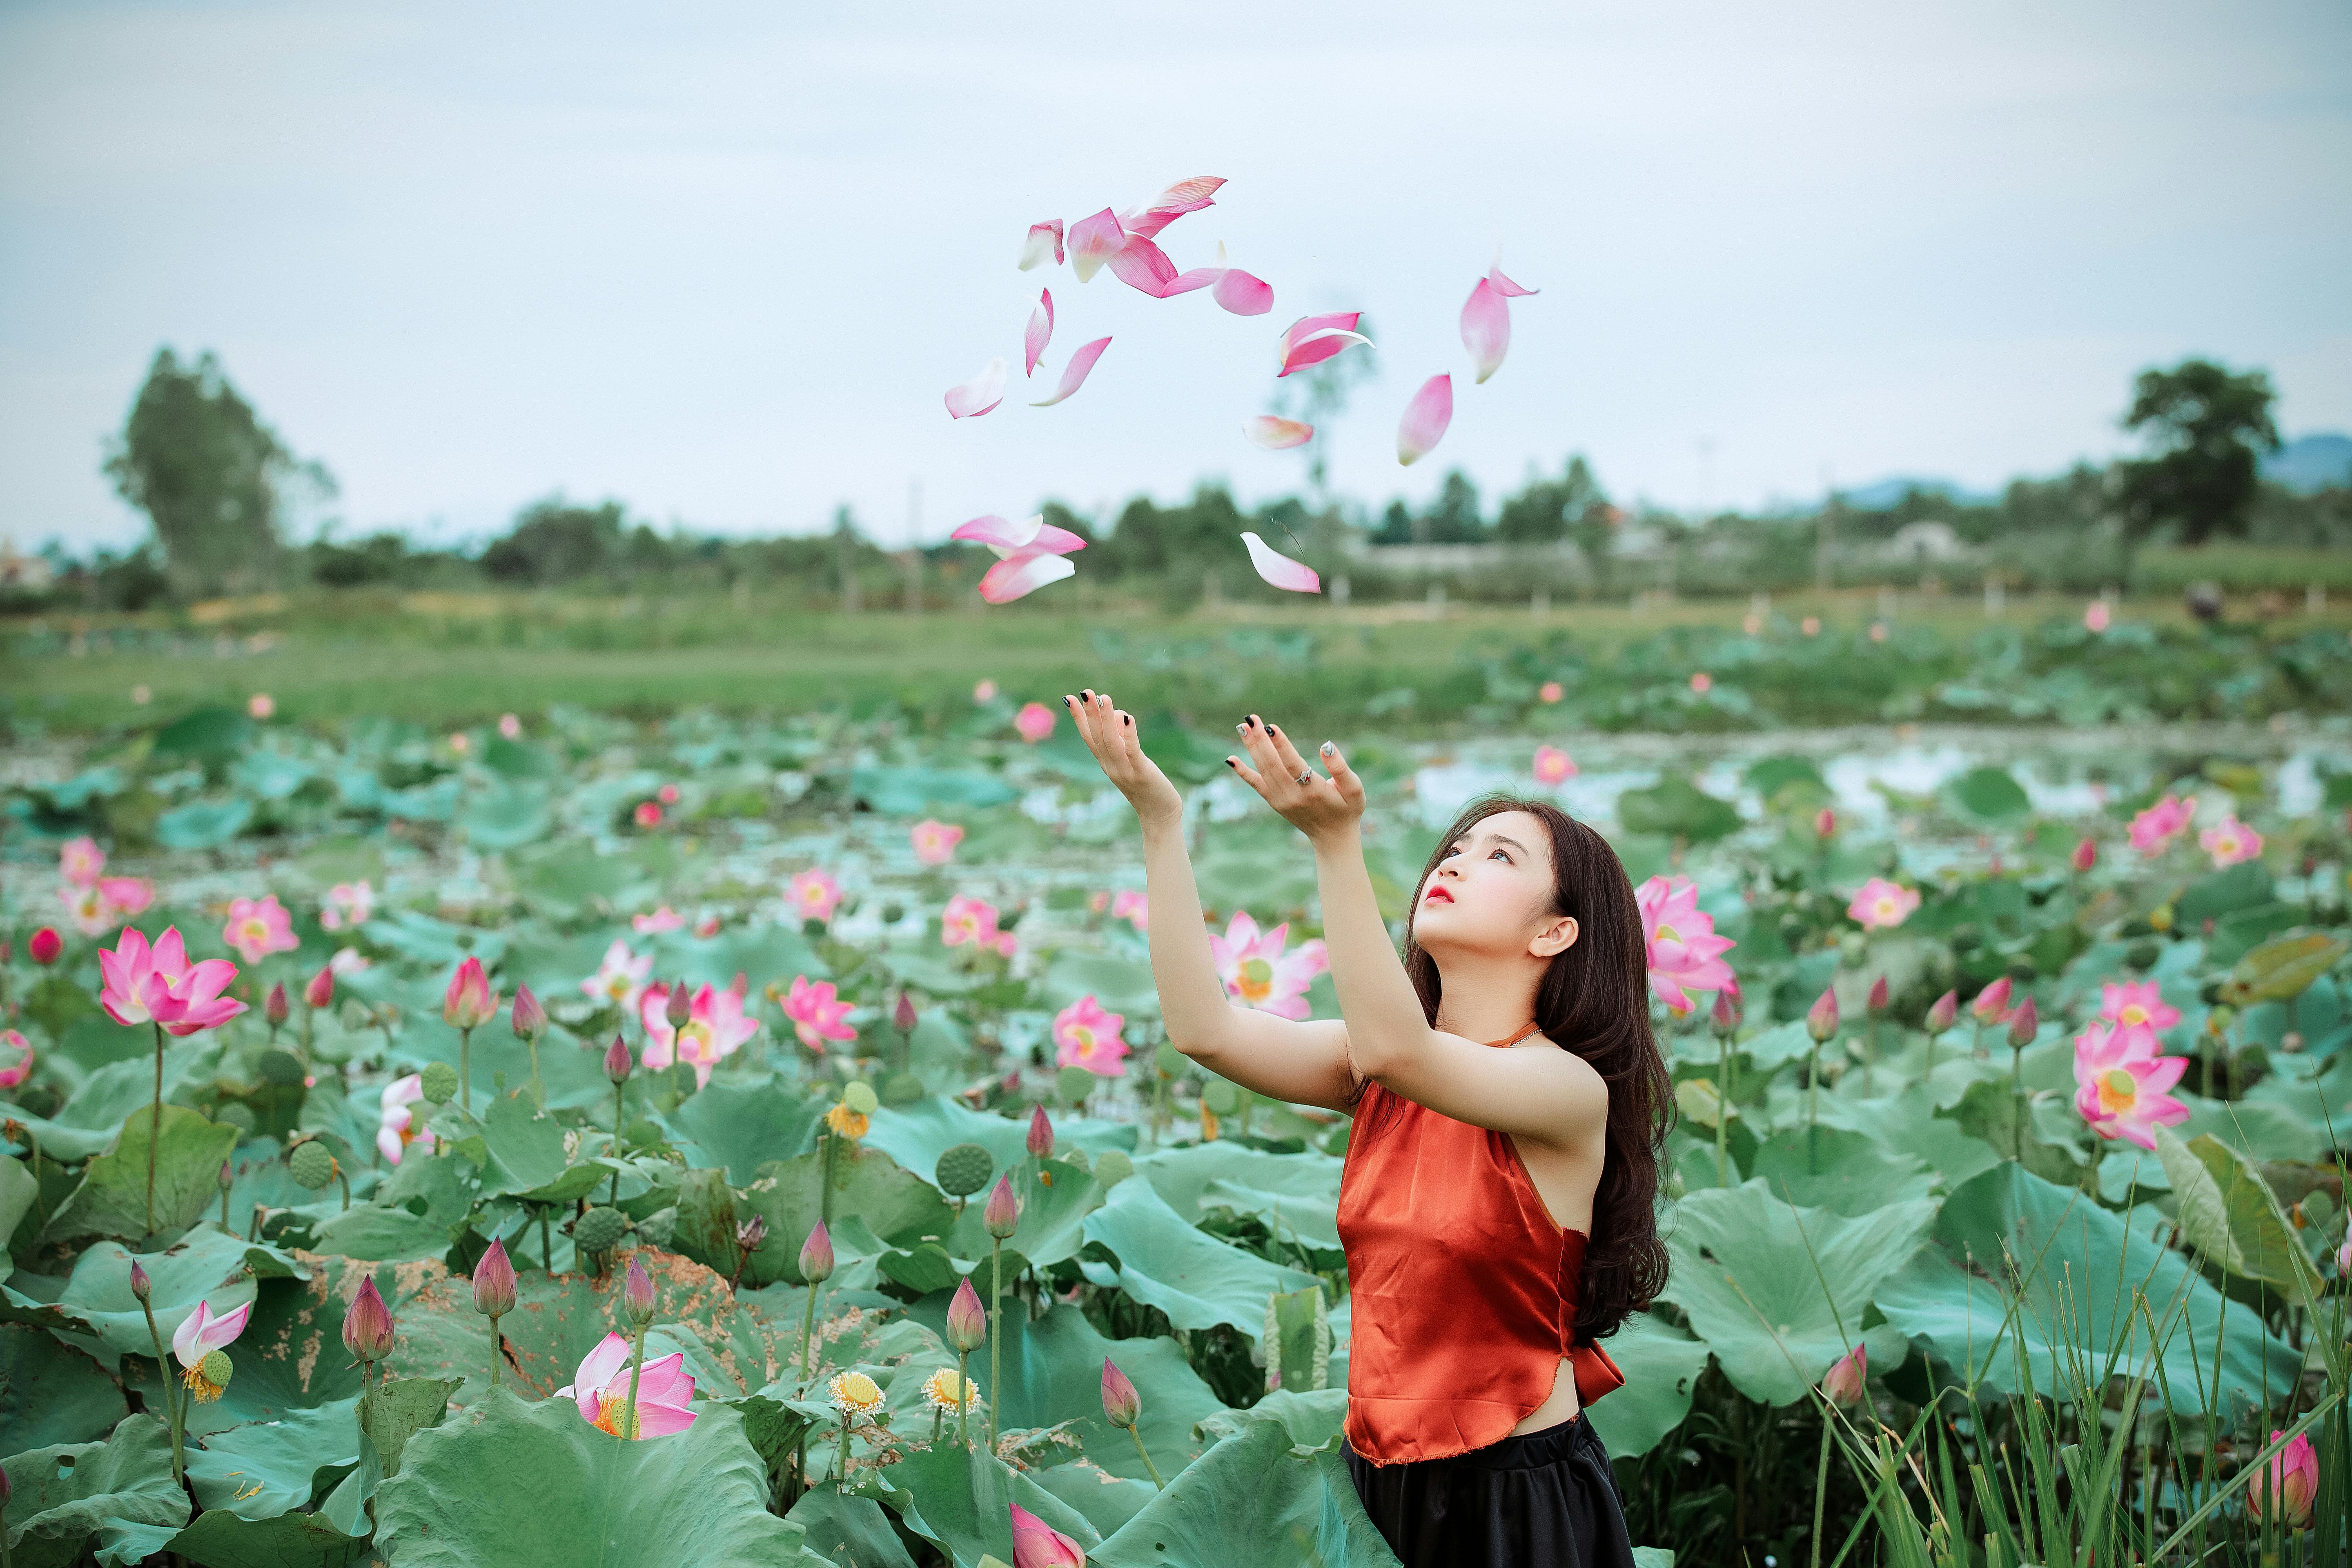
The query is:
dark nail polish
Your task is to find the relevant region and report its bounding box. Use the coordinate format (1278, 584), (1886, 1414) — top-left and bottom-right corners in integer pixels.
(1122, 715), (1131, 726)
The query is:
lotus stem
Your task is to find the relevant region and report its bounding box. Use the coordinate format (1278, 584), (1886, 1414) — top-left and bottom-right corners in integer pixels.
(1805, 1038), (1821, 1176)
(489, 1312), (503, 1388)
(956, 1348), (972, 1452)
(147, 1020), (164, 1234)
(1129, 1424), (1164, 1489)
(541, 1207), (553, 1274)
(837, 1409), (854, 1491)
(619, 1322), (646, 1445)
(1715, 1034), (1731, 1187)
(457, 1026), (472, 1116)
(528, 1037), (544, 1113)
(797, 1272), (820, 1381)
(820, 1128), (837, 1225)
(2011, 1045), (2025, 1160)
(219, 1182), (231, 1230)
(138, 1295), (183, 1484)
(988, 1237), (1003, 1449)
(337, 1168), (350, 1212)
(610, 1080), (626, 1205)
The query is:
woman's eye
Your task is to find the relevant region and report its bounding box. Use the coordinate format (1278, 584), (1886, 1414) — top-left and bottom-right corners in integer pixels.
(1490, 849), (1510, 862)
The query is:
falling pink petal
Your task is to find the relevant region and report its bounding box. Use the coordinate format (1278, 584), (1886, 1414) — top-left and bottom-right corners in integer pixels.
(1213, 269), (1274, 316)
(1280, 311), (1360, 360)
(1487, 260), (1538, 297)
(1119, 176), (1225, 239)
(944, 358), (1007, 419)
(1241, 531), (1320, 594)
(1243, 415), (1314, 450)
(1396, 374), (1453, 465)
(1031, 336), (1111, 407)
(1165, 267), (1223, 296)
(979, 546), (1077, 604)
(951, 514), (1045, 557)
(1068, 209), (1124, 283)
(1019, 220), (1065, 271)
(1277, 327), (1373, 378)
(1025, 289), (1054, 377)
(1029, 521), (1088, 554)
(1105, 235), (1179, 298)
(1461, 278), (1510, 385)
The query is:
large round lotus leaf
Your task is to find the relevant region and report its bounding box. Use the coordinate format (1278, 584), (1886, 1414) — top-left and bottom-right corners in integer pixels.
(1040, 950), (1161, 1020)
(662, 1073), (823, 1185)
(44, 1105), (240, 1243)
(1579, 1312), (1711, 1459)
(1130, 1143), (1345, 1236)
(0, 1414), (189, 1568)
(308, 1203), (452, 1264)
(1616, 775), (1744, 843)
(880, 1440), (1102, 1566)
(372, 1387), (820, 1566)
(1025, 1460), (1160, 1541)
(737, 1143), (954, 1287)
(785, 1490), (919, 1568)
(461, 781), (552, 849)
(863, 1098), (1138, 1196)
(155, 798), (257, 851)
(1081, 1179), (1324, 1342)
(1193, 1387), (1348, 1452)
(165, 1508), (370, 1568)
(186, 1397), (361, 1519)
(0, 1323), (128, 1457)
(1090, 1417), (1401, 1568)
(1746, 1127), (1938, 1217)
(935, 1157), (1104, 1271)
(1657, 1178), (1936, 1407)
(1871, 1162), (2300, 1415)
(47, 1225), (307, 1365)
(902, 1298), (1227, 1483)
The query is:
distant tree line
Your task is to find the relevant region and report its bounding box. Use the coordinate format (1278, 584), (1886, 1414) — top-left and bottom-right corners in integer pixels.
(9, 349), (2344, 617)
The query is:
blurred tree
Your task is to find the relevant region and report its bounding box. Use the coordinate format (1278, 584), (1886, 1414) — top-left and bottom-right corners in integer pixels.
(1421, 470), (1486, 543)
(2116, 359), (2280, 570)
(103, 347), (332, 597)
(1372, 500), (1414, 545)
(1496, 455), (1605, 546)
(482, 497), (627, 583)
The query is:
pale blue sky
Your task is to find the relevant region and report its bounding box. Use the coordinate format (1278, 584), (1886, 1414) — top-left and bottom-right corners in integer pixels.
(2, 0), (2346, 553)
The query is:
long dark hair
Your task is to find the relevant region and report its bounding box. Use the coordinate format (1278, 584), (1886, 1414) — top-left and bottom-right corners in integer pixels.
(1390, 795), (1673, 1345)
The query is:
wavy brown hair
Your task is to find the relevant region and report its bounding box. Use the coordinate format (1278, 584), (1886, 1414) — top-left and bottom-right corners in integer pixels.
(1381, 795), (1673, 1344)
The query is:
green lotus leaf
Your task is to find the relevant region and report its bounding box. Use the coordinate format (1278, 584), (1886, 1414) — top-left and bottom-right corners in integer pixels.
(2175, 860), (2276, 927)
(935, 1158), (1104, 1271)
(863, 1098), (1138, 1201)
(0, 1414), (189, 1568)
(45, 1105), (242, 1245)
(2153, 1127), (2322, 1298)
(2221, 931), (2350, 1007)
(1581, 1311), (1712, 1460)
(1943, 765), (2030, 822)
(165, 1508), (370, 1568)
(850, 764), (1018, 815)
(1746, 1127), (1938, 1218)
(1657, 1178), (1935, 1407)
(1082, 1179), (1324, 1342)
(39, 1225), (303, 1366)
(1090, 1416), (1401, 1567)
(785, 1489), (919, 1568)
(1131, 1143), (1345, 1243)
(1025, 1460), (1160, 1542)
(1617, 775), (1744, 842)
(372, 1387), (819, 1566)
(0, 1323), (129, 1457)
(461, 780), (552, 850)
(1192, 1387), (1348, 1453)
(4, 1039), (227, 1162)
(664, 1073), (823, 1185)
(738, 1143), (955, 1288)
(880, 1440), (1102, 1566)
(1871, 1163), (2299, 1414)
(155, 798), (257, 851)
(1041, 950), (1163, 1021)
(185, 1398), (361, 1519)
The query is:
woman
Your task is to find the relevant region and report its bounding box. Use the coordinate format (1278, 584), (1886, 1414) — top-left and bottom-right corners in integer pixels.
(1065, 691), (1671, 1568)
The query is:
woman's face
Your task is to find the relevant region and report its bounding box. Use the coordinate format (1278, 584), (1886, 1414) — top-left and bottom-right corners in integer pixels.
(1412, 810), (1578, 962)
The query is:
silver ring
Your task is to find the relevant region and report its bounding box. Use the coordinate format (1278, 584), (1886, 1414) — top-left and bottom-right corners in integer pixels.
(1294, 768), (1313, 785)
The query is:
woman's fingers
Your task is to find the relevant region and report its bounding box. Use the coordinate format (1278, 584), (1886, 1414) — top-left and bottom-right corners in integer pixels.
(1234, 714), (1283, 781)
(1320, 739), (1367, 807)
(1262, 721), (1314, 784)
(1112, 707), (1143, 765)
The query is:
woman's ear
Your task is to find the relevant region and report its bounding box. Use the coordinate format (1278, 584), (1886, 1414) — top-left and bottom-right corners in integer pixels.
(1528, 915), (1579, 959)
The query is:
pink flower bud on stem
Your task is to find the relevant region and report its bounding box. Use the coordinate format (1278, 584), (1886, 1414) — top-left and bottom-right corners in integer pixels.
(623, 1255), (657, 1327)
(265, 982), (289, 1030)
(944, 1277), (987, 1452)
(2006, 996), (2038, 1161)
(304, 963), (335, 1011)
(1102, 1356), (1163, 1488)
(131, 1258), (183, 1481)
(795, 1222), (835, 1383)
(1804, 988), (1839, 1176)
(473, 1237), (517, 1386)
(1026, 1104), (1054, 1158)
(511, 984), (548, 1111)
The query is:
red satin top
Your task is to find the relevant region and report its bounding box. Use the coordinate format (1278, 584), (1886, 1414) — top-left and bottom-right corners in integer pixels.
(1336, 1020), (1625, 1465)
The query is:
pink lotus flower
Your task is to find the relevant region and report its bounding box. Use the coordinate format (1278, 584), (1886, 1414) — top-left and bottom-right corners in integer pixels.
(59, 836), (105, 887)
(973, 679), (999, 702)
(247, 693), (275, 720)
(1970, 976), (2015, 1028)
(1110, 890), (1148, 931)
(173, 1298), (252, 1402)
(2128, 793), (2198, 855)
(2071, 1020), (2189, 1150)
(633, 801), (663, 829)
(943, 894), (1019, 958)
(582, 939), (653, 1012)
(1053, 994), (1131, 1076)
(29, 927), (63, 965)
(499, 713), (522, 739)
(0, 1029), (33, 1089)
(911, 820), (964, 866)
(2084, 601), (2111, 633)
(443, 956), (499, 1030)
(1208, 911), (1328, 1020)
(1538, 681), (1564, 704)
(1688, 672), (1713, 694)
(2198, 816), (2263, 868)
(100, 927), (246, 1036)
(2071, 837), (2097, 873)
(781, 974), (858, 1052)
(320, 881), (373, 932)
(60, 882), (118, 936)
(1846, 878), (1921, 931)
(376, 1074), (438, 1164)
(222, 894), (299, 965)
(639, 982), (762, 1087)
(633, 906), (685, 935)
(1015, 702), (1057, 743)
(1821, 1343), (1866, 1407)
(2251, 1429), (2317, 1530)
(789, 869), (845, 923)
(1532, 745), (1577, 785)
(1635, 876), (1739, 1016)
(1010, 1502), (1087, 1568)
(327, 945), (370, 977)
(2098, 980), (2180, 1046)
(559, 1331), (698, 1439)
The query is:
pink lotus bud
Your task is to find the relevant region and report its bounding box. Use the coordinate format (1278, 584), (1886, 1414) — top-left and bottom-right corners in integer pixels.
(1925, 990), (1958, 1033)
(604, 1036), (633, 1085)
(666, 982), (693, 1031)
(799, 1220), (834, 1284)
(944, 1277), (988, 1352)
(443, 956), (499, 1030)
(1010, 1503), (1088, 1568)
(510, 984), (547, 1042)
(343, 1276), (395, 1363)
(265, 983), (290, 1027)
(623, 1256), (657, 1326)
(983, 1174), (1021, 1239)
(1710, 984), (1742, 1034)
(2252, 1429), (2318, 1530)
(472, 1238), (517, 1317)
(2071, 837), (2097, 873)
(29, 927), (62, 966)
(1027, 1104), (1054, 1158)
(1866, 976), (1889, 1017)
(1971, 976), (2013, 1027)
(1822, 1343), (1866, 1407)
(1100, 1356), (1141, 1429)
(129, 1260), (151, 1303)
(303, 963), (335, 1010)
(2007, 997), (2038, 1049)
(894, 990), (918, 1033)
(1814, 808), (1836, 839)
(1806, 987), (1840, 1043)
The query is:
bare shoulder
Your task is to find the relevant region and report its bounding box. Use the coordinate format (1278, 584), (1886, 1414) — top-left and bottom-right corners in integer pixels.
(1517, 1036), (1609, 1134)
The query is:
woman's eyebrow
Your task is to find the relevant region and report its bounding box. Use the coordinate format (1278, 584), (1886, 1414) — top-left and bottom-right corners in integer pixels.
(1482, 834), (1531, 856)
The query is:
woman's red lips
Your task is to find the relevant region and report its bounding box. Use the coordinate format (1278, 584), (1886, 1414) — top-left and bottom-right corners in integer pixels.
(1424, 886), (1453, 904)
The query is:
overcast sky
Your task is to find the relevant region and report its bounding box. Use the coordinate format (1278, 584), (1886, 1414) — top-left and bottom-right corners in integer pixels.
(2, 0), (2346, 554)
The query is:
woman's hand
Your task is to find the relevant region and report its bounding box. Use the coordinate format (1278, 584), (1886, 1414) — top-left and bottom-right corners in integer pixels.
(1228, 715), (1366, 843)
(1066, 690), (1183, 831)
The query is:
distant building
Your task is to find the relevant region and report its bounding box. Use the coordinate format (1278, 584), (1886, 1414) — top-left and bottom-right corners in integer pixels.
(1880, 521), (1969, 564)
(0, 537), (53, 591)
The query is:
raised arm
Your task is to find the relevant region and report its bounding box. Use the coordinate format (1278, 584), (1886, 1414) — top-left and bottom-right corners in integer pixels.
(1065, 692), (1357, 1114)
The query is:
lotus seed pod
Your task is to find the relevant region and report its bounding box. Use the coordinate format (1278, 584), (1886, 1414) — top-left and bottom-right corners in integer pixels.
(257, 1049), (306, 1087)
(943, 1276), (988, 1352)
(881, 1070), (925, 1105)
(982, 1174), (1020, 1239)
(935, 1143), (994, 1199)
(287, 1139), (337, 1191)
(1060, 1144), (1092, 1174)
(841, 1080), (879, 1117)
(2125, 939), (2161, 972)
(574, 1205), (628, 1255)
(1092, 1149), (1134, 1189)
(419, 1061), (460, 1105)
(880, 900), (905, 925)
(199, 1348), (235, 1392)
(1202, 1079), (1243, 1116)
(735, 1214), (767, 1252)
(216, 1102), (257, 1136)
(1154, 1043), (1187, 1078)
(1055, 1065), (1096, 1107)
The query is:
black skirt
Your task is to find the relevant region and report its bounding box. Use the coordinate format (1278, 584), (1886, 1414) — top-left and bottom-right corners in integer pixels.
(1345, 1413), (1638, 1568)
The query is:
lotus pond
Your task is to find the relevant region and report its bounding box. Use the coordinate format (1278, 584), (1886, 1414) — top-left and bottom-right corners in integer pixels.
(2, 688), (2351, 1566)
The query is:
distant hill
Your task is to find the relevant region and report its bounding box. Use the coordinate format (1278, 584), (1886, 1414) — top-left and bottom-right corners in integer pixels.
(1838, 476), (1998, 512)
(2263, 434), (2352, 494)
